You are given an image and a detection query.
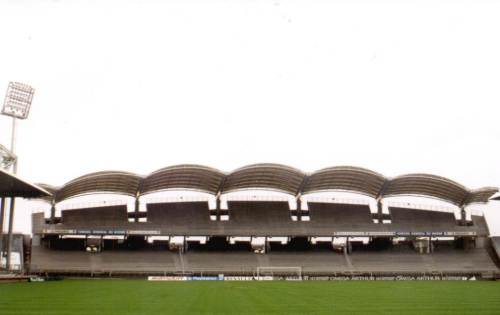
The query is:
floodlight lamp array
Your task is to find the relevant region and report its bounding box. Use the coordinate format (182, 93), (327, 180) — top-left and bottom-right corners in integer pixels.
(2, 82), (35, 119)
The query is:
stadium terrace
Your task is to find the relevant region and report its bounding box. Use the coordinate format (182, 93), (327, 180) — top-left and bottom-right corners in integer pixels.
(2, 163), (500, 279)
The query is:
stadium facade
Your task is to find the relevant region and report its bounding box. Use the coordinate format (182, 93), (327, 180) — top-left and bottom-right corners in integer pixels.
(3, 164), (500, 279)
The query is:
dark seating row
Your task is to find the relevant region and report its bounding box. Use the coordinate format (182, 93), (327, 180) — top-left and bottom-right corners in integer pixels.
(34, 202), (488, 236)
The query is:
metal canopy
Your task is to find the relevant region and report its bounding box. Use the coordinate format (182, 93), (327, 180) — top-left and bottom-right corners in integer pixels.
(0, 169), (51, 198)
(222, 163), (305, 195)
(303, 166), (386, 198)
(140, 164), (225, 195)
(462, 187), (499, 205)
(55, 171), (141, 202)
(382, 174), (469, 206)
(36, 164), (497, 207)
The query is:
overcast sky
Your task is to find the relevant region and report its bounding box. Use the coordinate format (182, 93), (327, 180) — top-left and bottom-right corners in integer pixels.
(1, 0), (500, 234)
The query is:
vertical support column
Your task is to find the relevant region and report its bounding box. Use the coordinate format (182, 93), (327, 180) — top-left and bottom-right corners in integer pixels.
(460, 207), (466, 226)
(134, 196), (140, 223)
(296, 197), (302, 221)
(6, 197), (15, 271)
(0, 198), (4, 265)
(0, 197), (5, 234)
(377, 198), (383, 223)
(216, 195), (221, 220)
(50, 201), (56, 224)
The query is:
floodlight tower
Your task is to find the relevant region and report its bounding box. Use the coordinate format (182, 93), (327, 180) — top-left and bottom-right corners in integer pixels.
(1, 82), (34, 271)
(2, 82), (35, 174)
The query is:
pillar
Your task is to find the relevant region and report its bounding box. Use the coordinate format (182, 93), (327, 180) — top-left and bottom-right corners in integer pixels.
(0, 198), (4, 261)
(6, 197), (15, 271)
(460, 208), (466, 226)
(377, 199), (383, 223)
(216, 196), (221, 220)
(296, 197), (302, 221)
(50, 201), (56, 224)
(0, 198), (5, 234)
(134, 197), (140, 222)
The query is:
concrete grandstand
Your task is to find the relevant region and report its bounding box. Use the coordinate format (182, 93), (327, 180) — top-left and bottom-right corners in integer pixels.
(6, 164), (500, 278)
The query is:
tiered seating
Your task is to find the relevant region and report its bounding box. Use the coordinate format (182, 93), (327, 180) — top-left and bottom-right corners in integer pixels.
(348, 249), (495, 273)
(146, 202), (221, 235)
(30, 245), (178, 274)
(389, 207), (456, 231)
(305, 203), (375, 234)
(387, 208), (489, 236)
(61, 206), (129, 228)
(29, 244), (498, 275)
(221, 201), (300, 235)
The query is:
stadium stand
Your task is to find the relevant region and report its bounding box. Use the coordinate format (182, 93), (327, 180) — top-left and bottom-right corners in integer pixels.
(29, 245), (499, 276)
(21, 164), (500, 278)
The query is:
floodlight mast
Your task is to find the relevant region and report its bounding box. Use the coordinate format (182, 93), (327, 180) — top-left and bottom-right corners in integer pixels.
(10, 118), (17, 173)
(2, 82), (35, 174)
(1, 82), (35, 272)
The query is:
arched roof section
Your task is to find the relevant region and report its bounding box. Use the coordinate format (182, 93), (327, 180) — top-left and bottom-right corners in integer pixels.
(55, 171), (142, 202)
(463, 187), (498, 205)
(139, 164), (225, 195)
(302, 166), (386, 198)
(382, 174), (468, 206)
(34, 183), (58, 202)
(222, 163), (305, 195)
(35, 183), (58, 195)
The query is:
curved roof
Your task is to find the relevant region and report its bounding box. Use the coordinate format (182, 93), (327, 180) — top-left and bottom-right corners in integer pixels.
(303, 166), (386, 198)
(140, 164), (225, 195)
(34, 183), (59, 202)
(382, 174), (469, 206)
(35, 165), (496, 207)
(463, 187), (499, 205)
(55, 171), (142, 202)
(222, 163), (305, 195)
(35, 183), (59, 195)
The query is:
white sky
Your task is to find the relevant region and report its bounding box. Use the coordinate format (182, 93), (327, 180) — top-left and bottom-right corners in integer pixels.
(0, 0), (499, 234)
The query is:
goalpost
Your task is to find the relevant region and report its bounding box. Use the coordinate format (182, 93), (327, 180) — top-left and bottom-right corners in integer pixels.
(256, 266), (303, 280)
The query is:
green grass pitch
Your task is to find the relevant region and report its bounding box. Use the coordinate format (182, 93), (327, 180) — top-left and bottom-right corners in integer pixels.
(1, 280), (500, 315)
